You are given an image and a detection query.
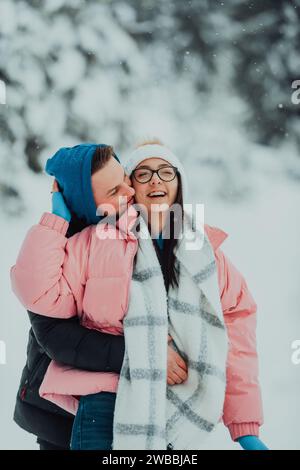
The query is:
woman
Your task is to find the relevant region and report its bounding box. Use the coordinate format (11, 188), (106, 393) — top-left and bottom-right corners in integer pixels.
(111, 139), (268, 450)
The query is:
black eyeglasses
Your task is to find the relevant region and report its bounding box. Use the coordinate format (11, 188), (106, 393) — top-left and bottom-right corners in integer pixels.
(132, 166), (178, 184)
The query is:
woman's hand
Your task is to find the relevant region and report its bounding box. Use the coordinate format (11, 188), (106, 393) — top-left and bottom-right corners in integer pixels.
(51, 180), (71, 222)
(167, 335), (188, 385)
(237, 435), (269, 450)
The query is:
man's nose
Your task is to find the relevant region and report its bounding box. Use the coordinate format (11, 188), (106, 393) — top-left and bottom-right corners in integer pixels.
(122, 181), (135, 196)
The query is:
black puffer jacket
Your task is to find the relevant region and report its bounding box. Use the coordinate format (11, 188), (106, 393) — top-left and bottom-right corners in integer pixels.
(14, 311), (125, 448)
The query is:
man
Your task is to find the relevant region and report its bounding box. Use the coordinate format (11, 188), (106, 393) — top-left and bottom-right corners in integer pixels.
(14, 144), (133, 450)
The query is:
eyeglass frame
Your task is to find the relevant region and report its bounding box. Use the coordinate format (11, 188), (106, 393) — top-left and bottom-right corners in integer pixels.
(132, 165), (178, 184)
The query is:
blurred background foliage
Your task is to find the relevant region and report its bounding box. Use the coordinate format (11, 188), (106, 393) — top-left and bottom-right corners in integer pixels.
(0, 0), (299, 214)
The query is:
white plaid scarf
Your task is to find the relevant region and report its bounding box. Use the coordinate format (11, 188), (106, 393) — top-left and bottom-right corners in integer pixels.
(112, 215), (228, 450)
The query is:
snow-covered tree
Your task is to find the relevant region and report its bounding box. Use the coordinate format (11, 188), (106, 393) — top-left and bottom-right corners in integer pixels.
(228, 0), (300, 147)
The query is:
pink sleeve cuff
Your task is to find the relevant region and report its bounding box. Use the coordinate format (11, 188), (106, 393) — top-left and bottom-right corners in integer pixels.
(228, 422), (260, 441)
(39, 212), (69, 235)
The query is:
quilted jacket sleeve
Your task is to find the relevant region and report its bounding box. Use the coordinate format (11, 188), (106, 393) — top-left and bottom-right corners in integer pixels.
(11, 213), (89, 318)
(215, 248), (264, 441)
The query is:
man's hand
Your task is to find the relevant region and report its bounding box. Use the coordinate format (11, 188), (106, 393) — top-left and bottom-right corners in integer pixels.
(51, 179), (71, 222)
(167, 335), (188, 385)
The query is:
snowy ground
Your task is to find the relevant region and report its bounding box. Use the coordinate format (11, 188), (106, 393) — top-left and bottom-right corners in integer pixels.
(0, 147), (300, 450)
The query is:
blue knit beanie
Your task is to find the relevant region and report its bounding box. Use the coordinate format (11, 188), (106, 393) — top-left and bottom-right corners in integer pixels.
(45, 143), (120, 226)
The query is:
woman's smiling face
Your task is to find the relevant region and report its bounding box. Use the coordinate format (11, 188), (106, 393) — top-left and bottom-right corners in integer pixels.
(131, 158), (178, 215)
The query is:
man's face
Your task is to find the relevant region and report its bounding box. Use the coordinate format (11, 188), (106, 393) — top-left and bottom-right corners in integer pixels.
(91, 157), (135, 216)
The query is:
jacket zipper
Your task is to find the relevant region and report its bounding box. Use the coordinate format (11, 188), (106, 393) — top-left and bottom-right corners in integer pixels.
(124, 240), (138, 314)
(20, 386), (27, 400)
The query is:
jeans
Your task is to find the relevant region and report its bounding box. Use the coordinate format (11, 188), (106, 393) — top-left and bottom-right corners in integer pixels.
(70, 391), (116, 450)
(70, 391), (174, 450)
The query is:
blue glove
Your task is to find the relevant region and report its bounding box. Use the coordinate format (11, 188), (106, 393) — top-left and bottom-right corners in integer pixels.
(52, 191), (71, 222)
(237, 435), (269, 450)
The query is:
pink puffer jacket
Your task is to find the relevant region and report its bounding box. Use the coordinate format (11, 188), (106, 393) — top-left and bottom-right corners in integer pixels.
(11, 211), (263, 441)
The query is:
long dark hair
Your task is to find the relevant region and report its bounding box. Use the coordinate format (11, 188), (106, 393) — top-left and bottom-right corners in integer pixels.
(153, 173), (183, 292)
